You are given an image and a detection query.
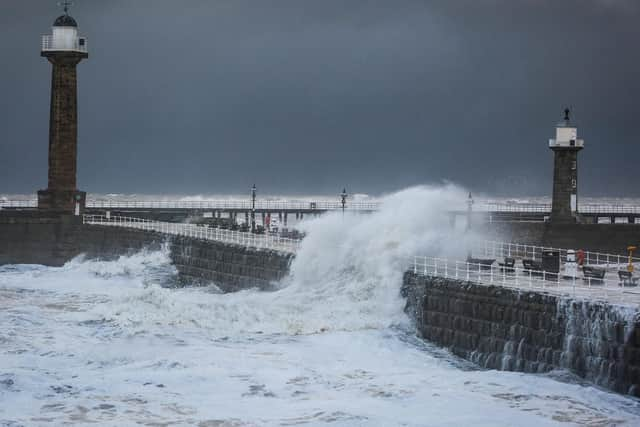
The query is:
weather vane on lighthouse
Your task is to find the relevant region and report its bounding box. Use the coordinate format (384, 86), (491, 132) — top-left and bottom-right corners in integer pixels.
(58, 0), (74, 14)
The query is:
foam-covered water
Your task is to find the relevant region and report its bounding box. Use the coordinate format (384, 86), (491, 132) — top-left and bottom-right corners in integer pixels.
(2, 186), (640, 426)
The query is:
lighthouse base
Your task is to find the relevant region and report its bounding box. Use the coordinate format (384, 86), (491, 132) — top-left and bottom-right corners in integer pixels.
(38, 189), (86, 214)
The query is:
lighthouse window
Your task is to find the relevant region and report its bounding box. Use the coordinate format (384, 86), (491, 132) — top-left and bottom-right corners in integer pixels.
(571, 161), (577, 170)
(79, 39), (85, 46)
(570, 139), (576, 146)
(572, 179), (577, 188)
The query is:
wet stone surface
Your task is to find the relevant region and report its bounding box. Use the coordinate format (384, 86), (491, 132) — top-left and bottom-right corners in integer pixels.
(402, 272), (640, 397)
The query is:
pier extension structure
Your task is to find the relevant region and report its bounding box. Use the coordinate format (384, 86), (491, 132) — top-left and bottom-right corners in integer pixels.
(3, 198), (640, 228)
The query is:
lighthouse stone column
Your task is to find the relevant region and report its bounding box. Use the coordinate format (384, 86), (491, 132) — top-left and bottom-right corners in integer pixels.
(37, 12), (88, 213)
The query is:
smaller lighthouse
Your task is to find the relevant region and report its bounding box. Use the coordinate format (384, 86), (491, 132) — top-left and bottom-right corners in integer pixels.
(549, 108), (584, 223)
(37, 1), (88, 214)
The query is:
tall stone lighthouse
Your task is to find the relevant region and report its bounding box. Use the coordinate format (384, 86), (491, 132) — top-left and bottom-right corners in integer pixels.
(37, 3), (88, 214)
(549, 109), (584, 223)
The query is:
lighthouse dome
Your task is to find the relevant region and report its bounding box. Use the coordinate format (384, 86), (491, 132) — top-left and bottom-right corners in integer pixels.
(53, 14), (78, 28)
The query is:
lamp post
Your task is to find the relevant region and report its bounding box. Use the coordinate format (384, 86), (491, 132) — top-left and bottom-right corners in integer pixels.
(340, 188), (348, 218)
(251, 184), (256, 233)
(466, 192), (474, 231)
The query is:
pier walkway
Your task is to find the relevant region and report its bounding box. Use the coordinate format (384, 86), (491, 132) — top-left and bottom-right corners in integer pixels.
(83, 215), (300, 254)
(411, 255), (640, 306)
(83, 214), (640, 304)
(4, 199), (640, 223)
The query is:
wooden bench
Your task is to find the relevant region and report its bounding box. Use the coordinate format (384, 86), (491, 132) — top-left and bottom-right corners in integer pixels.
(618, 271), (639, 287)
(583, 266), (606, 285)
(467, 257), (495, 270)
(499, 257), (515, 273)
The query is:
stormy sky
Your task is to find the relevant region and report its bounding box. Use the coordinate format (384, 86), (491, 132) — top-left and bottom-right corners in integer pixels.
(0, 0), (638, 197)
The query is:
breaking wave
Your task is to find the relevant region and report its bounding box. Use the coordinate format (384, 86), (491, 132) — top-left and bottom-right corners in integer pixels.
(85, 185), (481, 335)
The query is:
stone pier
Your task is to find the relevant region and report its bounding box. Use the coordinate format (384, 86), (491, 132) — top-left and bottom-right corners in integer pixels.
(0, 212), (292, 292)
(402, 271), (640, 397)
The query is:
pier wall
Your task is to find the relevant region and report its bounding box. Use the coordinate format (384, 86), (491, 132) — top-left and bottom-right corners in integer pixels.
(0, 213), (292, 292)
(169, 236), (292, 291)
(401, 272), (640, 396)
(480, 222), (640, 255)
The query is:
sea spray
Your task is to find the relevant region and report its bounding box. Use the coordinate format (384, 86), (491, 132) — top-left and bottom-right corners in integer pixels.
(92, 185), (485, 336)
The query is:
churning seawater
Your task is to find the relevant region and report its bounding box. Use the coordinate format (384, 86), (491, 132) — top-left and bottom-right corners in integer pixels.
(2, 186), (640, 426)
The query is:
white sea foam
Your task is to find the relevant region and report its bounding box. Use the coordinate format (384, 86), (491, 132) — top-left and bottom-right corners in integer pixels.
(1, 185), (640, 426)
(88, 185), (478, 336)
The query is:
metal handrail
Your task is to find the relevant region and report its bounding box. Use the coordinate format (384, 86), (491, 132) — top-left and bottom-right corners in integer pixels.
(410, 255), (640, 303)
(82, 215), (299, 253)
(475, 240), (640, 266)
(0, 200), (37, 208)
(4, 198), (640, 214)
(77, 200), (380, 210)
(41, 35), (88, 53)
(0, 199), (381, 210)
(477, 203), (640, 215)
(5, 199), (640, 214)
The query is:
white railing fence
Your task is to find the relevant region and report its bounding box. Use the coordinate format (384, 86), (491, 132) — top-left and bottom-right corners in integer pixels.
(0, 199), (378, 211)
(83, 215), (299, 253)
(477, 203), (640, 214)
(474, 240), (640, 267)
(0, 200), (37, 208)
(478, 203), (552, 213)
(410, 255), (638, 302)
(4, 198), (640, 214)
(41, 35), (88, 53)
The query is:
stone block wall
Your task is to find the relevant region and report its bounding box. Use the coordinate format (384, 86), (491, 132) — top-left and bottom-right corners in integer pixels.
(0, 213), (292, 292)
(478, 222), (640, 256)
(0, 213), (163, 266)
(551, 147), (580, 222)
(402, 272), (640, 396)
(169, 237), (292, 292)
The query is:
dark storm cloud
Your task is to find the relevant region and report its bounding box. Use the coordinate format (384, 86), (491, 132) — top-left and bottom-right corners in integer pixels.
(1, 0), (638, 196)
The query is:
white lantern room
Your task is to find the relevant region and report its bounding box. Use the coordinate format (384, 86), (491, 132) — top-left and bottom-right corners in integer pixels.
(549, 109), (584, 148)
(42, 13), (88, 53)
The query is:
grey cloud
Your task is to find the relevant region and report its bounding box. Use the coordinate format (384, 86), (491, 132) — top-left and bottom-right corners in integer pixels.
(0, 0), (638, 196)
